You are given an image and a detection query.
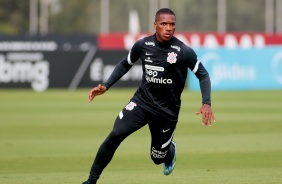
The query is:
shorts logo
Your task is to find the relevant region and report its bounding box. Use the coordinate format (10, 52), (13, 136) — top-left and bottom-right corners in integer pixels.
(125, 101), (136, 111)
(151, 147), (168, 159)
(162, 128), (170, 133)
(167, 52), (177, 64)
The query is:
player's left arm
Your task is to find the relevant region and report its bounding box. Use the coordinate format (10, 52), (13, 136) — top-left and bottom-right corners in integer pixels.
(195, 65), (216, 126)
(183, 45), (216, 126)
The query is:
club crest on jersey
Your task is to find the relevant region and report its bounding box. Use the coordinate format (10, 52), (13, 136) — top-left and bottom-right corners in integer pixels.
(125, 101), (137, 111)
(167, 52), (177, 64)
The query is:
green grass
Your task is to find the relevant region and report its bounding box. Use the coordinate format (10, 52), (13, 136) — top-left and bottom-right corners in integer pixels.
(0, 88), (282, 184)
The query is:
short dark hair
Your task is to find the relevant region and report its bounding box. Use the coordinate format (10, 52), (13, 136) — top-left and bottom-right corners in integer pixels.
(155, 8), (176, 21)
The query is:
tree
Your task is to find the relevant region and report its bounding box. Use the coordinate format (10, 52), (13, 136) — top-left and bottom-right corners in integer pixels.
(0, 0), (273, 34)
(0, 0), (29, 34)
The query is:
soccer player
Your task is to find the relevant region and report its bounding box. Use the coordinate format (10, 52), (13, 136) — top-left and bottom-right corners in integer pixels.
(83, 8), (216, 184)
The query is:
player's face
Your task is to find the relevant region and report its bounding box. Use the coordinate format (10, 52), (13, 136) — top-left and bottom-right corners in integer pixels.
(154, 14), (176, 43)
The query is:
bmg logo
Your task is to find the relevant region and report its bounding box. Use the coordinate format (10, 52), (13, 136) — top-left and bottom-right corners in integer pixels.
(0, 53), (49, 92)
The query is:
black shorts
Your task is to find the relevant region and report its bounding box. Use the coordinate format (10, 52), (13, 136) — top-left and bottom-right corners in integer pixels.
(112, 100), (177, 163)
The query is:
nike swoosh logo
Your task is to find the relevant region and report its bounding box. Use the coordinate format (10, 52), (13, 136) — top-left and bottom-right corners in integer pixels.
(162, 128), (170, 133)
(145, 52), (153, 56)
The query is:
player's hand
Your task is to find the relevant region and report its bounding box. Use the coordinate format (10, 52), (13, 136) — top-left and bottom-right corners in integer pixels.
(195, 104), (216, 126)
(88, 84), (107, 103)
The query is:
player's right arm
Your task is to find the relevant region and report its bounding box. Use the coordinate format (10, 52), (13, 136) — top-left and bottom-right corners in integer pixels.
(102, 39), (142, 90)
(88, 39), (143, 102)
(88, 84), (107, 102)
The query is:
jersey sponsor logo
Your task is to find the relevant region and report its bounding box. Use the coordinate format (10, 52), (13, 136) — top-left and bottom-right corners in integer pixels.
(167, 52), (177, 64)
(151, 147), (168, 159)
(125, 101), (137, 111)
(145, 76), (173, 84)
(145, 52), (153, 56)
(145, 64), (172, 84)
(145, 57), (153, 63)
(145, 64), (164, 71)
(145, 42), (155, 46)
(146, 68), (158, 77)
(171, 45), (181, 52)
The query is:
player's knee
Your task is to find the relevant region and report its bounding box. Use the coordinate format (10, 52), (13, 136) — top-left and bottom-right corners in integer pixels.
(105, 129), (125, 146)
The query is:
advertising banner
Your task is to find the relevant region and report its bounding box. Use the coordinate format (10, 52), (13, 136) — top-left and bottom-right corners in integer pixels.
(188, 47), (282, 90)
(88, 51), (142, 88)
(0, 35), (142, 91)
(98, 32), (282, 50)
(1, 34), (282, 92)
(0, 35), (97, 91)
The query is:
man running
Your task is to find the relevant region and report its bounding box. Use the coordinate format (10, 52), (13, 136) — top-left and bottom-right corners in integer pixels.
(83, 8), (216, 184)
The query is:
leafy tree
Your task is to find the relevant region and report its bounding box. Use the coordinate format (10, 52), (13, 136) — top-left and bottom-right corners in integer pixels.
(0, 0), (273, 34)
(49, 0), (100, 34)
(227, 0), (265, 32)
(0, 0), (29, 34)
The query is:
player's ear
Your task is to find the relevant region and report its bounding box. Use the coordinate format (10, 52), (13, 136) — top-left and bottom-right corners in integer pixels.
(154, 21), (157, 29)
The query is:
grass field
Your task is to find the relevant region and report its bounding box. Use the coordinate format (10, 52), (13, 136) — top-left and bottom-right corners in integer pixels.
(0, 88), (282, 184)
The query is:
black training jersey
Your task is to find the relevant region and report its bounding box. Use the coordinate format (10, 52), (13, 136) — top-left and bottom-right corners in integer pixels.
(104, 34), (211, 121)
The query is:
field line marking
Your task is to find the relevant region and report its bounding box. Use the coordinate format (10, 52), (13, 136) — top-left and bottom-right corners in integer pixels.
(68, 45), (97, 90)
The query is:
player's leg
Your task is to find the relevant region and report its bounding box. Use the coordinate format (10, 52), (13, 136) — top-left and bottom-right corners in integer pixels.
(148, 116), (177, 166)
(85, 102), (147, 183)
(163, 140), (177, 175)
(83, 101), (147, 184)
